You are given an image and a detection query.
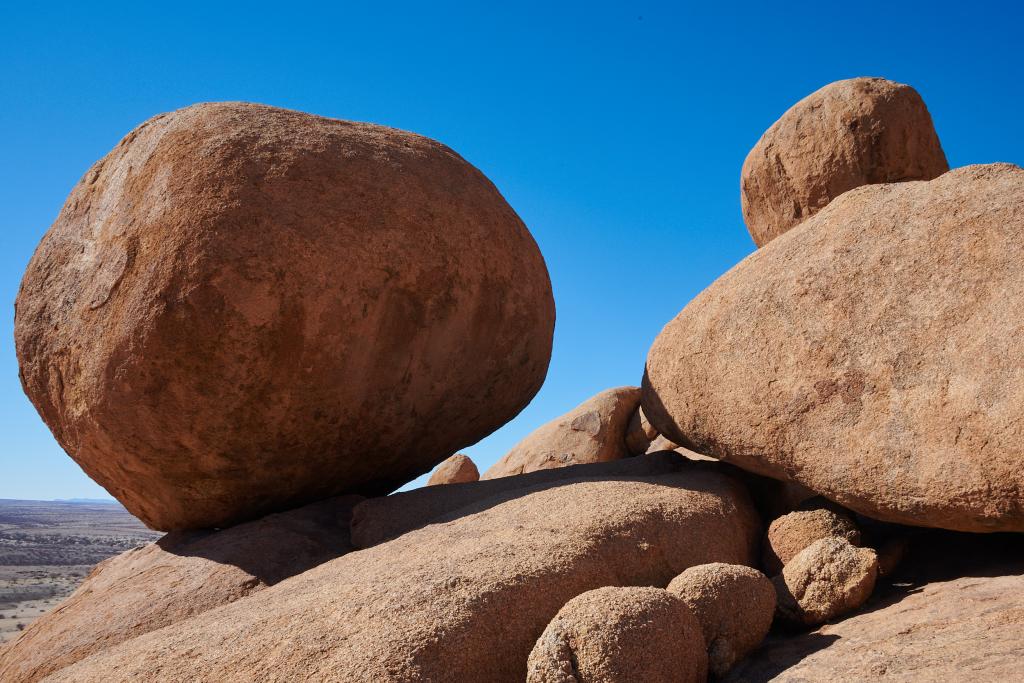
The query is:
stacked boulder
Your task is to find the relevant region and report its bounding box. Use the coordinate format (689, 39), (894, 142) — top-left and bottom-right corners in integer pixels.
(5, 74), (1024, 683)
(13, 101), (556, 531)
(740, 77), (948, 246)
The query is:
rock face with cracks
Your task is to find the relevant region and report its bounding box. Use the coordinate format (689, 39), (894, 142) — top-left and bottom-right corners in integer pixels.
(14, 101), (555, 530)
(667, 563), (776, 677)
(526, 586), (708, 683)
(0, 496), (361, 683)
(483, 386), (641, 479)
(427, 454), (479, 485)
(42, 465), (760, 682)
(644, 164), (1024, 532)
(741, 77), (947, 246)
(774, 536), (878, 626)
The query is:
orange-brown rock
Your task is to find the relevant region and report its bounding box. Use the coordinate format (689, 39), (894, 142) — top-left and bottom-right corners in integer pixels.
(625, 405), (660, 455)
(741, 77), (947, 246)
(726, 532), (1024, 681)
(44, 466), (760, 682)
(426, 454), (479, 485)
(762, 500), (861, 575)
(0, 496), (361, 683)
(527, 586), (707, 683)
(352, 450), (688, 548)
(644, 164), (1024, 532)
(667, 563), (775, 677)
(14, 102), (555, 530)
(483, 386), (640, 479)
(774, 537), (878, 626)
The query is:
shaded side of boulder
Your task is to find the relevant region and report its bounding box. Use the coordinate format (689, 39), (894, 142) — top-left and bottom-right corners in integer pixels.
(741, 77), (947, 246)
(351, 451), (688, 548)
(774, 537), (878, 626)
(46, 469), (760, 683)
(0, 495), (361, 683)
(483, 386), (640, 479)
(762, 500), (861, 575)
(625, 405), (660, 455)
(427, 454), (479, 485)
(14, 101), (555, 531)
(527, 586), (707, 683)
(667, 563), (775, 677)
(644, 163), (1024, 532)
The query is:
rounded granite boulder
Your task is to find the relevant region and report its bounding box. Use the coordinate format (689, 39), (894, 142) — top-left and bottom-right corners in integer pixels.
(527, 586), (707, 683)
(15, 102), (555, 530)
(741, 77), (947, 246)
(667, 562), (776, 677)
(644, 164), (1024, 532)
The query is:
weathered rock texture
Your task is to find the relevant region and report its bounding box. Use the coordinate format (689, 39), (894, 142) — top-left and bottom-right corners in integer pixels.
(644, 163), (1024, 532)
(427, 454), (479, 485)
(352, 451), (687, 548)
(667, 563), (775, 677)
(727, 532), (1024, 681)
(483, 386), (641, 479)
(0, 496), (361, 683)
(741, 77), (948, 246)
(14, 101), (555, 530)
(762, 500), (861, 575)
(774, 537), (878, 626)
(526, 586), (707, 683)
(43, 467), (759, 682)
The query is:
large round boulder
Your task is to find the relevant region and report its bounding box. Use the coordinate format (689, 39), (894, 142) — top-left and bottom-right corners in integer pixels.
(15, 102), (555, 530)
(527, 586), (707, 683)
(741, 77), (948, 246)
(644, 164), (1024, 532)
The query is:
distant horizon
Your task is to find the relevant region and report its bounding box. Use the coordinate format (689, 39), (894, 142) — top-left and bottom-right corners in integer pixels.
(3, 2), (1023, 500)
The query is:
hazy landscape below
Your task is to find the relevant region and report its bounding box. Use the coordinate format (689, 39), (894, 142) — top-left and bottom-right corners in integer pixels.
(0, 499), (159, 643)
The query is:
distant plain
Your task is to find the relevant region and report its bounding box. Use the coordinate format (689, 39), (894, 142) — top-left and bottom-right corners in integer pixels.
(0, 499), (158, 643)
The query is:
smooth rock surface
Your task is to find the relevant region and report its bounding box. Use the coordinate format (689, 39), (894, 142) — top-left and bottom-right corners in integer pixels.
(763, 500), (861, 575)
(483, 387), (640, 479)
(741, 77), (947, 246)
(352, 451), (691, 548)
(526, 586), (707, 683)
(0, 496), (361, 683)
(15, 101), (555, 530)
(44, 468), (759, 682)
(667, 563), (775, 678)
(774, 537), (878, 626)
(644, 164), (1024, 532)
(427, 454), (479, 485)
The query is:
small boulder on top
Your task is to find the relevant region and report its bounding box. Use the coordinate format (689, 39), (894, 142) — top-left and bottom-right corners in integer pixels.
(741, 77), (947, 246)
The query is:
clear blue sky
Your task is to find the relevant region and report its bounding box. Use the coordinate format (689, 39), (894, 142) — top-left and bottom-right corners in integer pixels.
(1, 2), (1021, 499)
